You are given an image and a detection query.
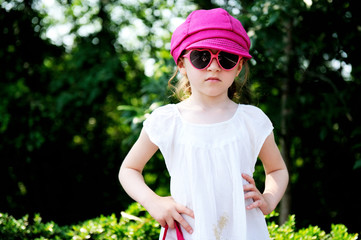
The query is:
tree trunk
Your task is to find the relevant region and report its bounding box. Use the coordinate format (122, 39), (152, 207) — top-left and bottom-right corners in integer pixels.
(279, 97), (291, 223)
(279, 19), (293, 224)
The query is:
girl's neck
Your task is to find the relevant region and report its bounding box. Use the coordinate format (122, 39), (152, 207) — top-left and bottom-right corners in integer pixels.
(177, 95), (238, 125)
(185, 93), (235, 110)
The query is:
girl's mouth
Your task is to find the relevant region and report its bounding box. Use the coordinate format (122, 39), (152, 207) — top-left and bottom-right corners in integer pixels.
(206, 77), (221, 82)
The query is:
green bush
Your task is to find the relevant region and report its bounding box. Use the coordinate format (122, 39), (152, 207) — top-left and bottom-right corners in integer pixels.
(0, 203), (358, 240)
(0, 213), (69, 240)
(267, 212), (358, 240)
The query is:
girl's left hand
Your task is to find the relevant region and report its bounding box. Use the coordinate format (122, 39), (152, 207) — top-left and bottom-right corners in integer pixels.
(242, 173), (270, 215)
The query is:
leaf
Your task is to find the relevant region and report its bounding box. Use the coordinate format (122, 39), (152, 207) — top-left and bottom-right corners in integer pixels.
(353, 159), (361, 170)
(267, 12), (280, 26)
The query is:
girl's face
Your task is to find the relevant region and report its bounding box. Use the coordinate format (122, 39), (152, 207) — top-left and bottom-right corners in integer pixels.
(178, 49), (243, 99)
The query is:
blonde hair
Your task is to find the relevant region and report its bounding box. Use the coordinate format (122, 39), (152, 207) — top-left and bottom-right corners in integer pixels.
(168, 61), (250, 103)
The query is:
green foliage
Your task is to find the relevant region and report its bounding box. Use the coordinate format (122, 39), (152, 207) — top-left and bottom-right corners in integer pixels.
(1, 205), (358, 240)
(0, 213), (68, 240)
(267, 213), (358, 240)
(1, 0), (361, 234)
(0, 203), (160, 240)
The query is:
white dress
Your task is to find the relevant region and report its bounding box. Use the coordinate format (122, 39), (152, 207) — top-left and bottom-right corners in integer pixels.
(143, 104), (273, 240)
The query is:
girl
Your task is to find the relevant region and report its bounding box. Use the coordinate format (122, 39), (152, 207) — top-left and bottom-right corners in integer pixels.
(119, 8), (289, 240)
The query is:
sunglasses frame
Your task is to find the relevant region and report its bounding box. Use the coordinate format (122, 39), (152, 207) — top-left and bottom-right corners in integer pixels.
(182, 49), (241, 71)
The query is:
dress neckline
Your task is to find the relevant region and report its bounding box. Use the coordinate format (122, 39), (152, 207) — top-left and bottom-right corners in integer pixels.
(172, 103), (241, 127)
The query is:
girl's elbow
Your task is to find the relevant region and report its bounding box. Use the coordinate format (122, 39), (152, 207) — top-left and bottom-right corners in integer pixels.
(118, 168), (123, 184)
(118, 164), (143, 184)
(285, 168), (290, 183)
(118, 164), (127, 184)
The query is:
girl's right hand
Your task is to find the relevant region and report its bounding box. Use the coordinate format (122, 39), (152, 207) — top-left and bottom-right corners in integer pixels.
(144, 195), (194, 234)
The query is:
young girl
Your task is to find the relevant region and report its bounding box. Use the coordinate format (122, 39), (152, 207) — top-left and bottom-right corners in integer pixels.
(119, 8), (288, 240)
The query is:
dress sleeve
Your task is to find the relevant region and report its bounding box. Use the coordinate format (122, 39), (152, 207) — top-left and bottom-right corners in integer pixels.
(254, 108), (274, 158)
(243, 105), (274, 159)
(142, 105), (174, 151)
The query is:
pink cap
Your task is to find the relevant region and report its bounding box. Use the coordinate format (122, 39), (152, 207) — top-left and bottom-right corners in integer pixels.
(170, 8), (252, 64)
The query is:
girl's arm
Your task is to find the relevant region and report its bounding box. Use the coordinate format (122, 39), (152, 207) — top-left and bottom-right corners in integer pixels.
(118, 129), (194, 234)
(243, 132), (289, 215)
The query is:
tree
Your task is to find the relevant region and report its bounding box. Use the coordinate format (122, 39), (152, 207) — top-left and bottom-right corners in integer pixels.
(0, 0), (64, 217)
(0, 0), (146, 223)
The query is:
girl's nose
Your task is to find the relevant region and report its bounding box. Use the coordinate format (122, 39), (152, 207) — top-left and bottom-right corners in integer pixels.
(207, 58), (221, 71)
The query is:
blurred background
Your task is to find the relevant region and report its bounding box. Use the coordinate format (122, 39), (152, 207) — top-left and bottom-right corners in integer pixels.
(1, 0), (360, 234)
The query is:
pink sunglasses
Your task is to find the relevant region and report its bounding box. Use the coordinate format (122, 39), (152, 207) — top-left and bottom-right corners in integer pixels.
(183, 49), (241, 71)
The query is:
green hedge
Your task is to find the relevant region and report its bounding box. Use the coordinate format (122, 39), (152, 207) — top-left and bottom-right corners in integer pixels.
(0, 203), (358, 240)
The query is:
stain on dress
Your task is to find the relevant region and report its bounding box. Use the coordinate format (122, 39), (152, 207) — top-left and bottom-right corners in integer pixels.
(213, 214), (229, 240)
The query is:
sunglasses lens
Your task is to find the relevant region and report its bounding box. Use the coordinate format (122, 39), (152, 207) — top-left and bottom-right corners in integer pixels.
(190, 50), (211, 69)
(218, 51), (239, 70)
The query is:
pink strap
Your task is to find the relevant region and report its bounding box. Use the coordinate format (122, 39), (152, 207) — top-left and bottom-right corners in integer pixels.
(162, 221), (184, 240)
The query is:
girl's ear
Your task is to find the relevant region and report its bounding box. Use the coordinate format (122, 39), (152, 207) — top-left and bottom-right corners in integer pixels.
(177, 58), (187, 76)
(236, 59), (244, 76)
